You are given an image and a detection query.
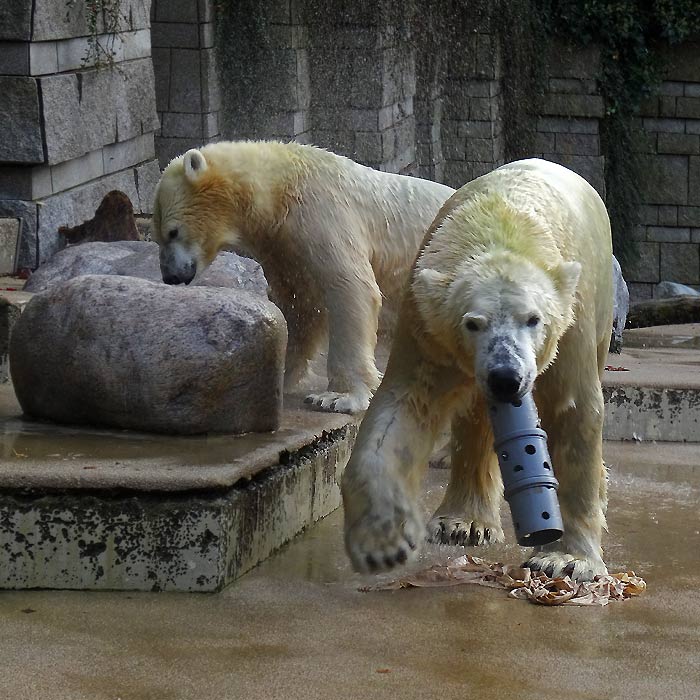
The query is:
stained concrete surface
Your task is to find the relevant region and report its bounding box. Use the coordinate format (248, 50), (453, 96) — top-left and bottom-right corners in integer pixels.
(0, 447), (698, 700)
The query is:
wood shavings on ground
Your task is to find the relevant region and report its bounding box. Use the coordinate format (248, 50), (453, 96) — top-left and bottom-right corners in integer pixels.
(604, 365), (630, 371)
(361, 554), (646, 606)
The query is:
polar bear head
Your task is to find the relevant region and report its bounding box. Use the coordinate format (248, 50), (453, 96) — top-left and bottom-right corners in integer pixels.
(413, 197), (581, 403)
(152, 148), (253, 285)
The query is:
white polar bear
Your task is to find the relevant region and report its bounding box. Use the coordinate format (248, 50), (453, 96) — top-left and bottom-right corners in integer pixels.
(152, 141), (454, 414)
(342, 158), (614, 582)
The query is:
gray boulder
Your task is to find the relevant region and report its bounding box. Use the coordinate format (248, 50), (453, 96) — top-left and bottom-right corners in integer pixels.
(610, 256), (629, 354)
(655, 280), (700, 299)
(10, 275), (287, 435)
(24, 240), (268, 296)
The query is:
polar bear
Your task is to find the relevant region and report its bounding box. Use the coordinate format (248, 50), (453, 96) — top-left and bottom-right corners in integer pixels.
(342, 158), (613, 582)
(152, 141), (454, 414)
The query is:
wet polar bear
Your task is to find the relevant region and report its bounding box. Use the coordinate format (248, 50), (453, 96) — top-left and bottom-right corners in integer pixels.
(342, 158), (614, 582)
(152, 141), (454, 413)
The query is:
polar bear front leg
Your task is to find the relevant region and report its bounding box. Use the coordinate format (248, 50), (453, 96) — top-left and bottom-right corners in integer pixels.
(306, 273), (382, 414)
(428, 406), (505, 547)
(341, 338), (457, 572)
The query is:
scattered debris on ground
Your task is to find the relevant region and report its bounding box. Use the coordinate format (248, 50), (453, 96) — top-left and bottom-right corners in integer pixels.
(362, 554), (646, 606)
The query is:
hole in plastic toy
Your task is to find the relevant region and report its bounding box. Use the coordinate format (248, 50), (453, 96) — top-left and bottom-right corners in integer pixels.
(543, 461), (550, 470)
(525, 444), (536, 455)
(511, 399), (522, 407)
(514, 465), (523, 472)
(541, 511), (550, 520)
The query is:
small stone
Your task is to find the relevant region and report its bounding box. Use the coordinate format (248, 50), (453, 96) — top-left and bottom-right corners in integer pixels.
(59, 191), (139, 245)
(24, 240), (268, 297)
(10, 275), (287, 434)
(655, 281), (700, 299)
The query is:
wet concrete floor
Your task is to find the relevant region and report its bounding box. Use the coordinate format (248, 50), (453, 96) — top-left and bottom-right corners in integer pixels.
(1, 442), (698, 700)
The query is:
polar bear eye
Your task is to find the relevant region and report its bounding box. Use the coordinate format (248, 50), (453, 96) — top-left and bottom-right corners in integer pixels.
(168, 228), (179, 240)
(527, 315), (540, 328)
(465, 320), (480, 332)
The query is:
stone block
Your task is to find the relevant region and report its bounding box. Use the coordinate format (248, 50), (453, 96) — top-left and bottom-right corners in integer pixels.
(155, 136), (201, 169)
(692, 158), (700, 206)
(123, 28), (152, 61)
(199, 0), (214, 22)
(103, 134), (155, 174)
(554, 133), (599, 156)
(11, 276), (287, 434)
(678, 206), (700, 227)
(0, 77), (43, 164)
(458, 120), (494, 139)
(36, 170), (140, 264)
(536, 116), (599, 134)
(152, 47), (171, 111)
(642, 117), (685, 133)
(169, 49), (202, 112)
(0, 166), (51, 200)
(200, 22), (215, 49)
(0, 220), (20, 276)
(660, 243), (700, 284)
(637, 205), (657, 225)
(0, 42), (29, 74)
(658, 96), (676, 117)
(542, 154), (605, 198)
(541, 93), (604, 118)
(658, 206), (678, 226)
(0, 200), (38, 269)
(693, 229), (700, 243)
(641, 154), (688, 206)
(660, 81), (685, 96)
(466, 137), (495, 162)
(162, 112), (203, 139)
(41, 59), (158, 165)
(0, 2), (32, 40)
(627, 282), (653, 302)
(29, 41), (59, 75)
(50, 149), (104, 193)
(638, 95), (659, 117)
(154, 0), (197, 23)
(151, 22), (199, 49)
(201, 48), (221, 112)
(676, 97), (700, 119)
(33, 0), (150, 41)
(355, 132), (383, 163)
(646, 226), (690, 243)
(657, 133), (700, 155)
(623, 242), (659, 283)
(135, 160), (162, 214)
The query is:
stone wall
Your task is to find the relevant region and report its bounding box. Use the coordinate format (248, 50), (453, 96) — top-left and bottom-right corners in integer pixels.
(151, 0), (221, 168)
(136, 3), (700, 302)
(624, 40), (700, 301)
(0, 0), (160, 268)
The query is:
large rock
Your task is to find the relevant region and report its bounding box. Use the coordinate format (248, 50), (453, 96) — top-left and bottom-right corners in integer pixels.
(655, 280), (700, 299)
(610, 255), (630, 353)
(24, 240), (268, 296)
(10, 275), (287, 434)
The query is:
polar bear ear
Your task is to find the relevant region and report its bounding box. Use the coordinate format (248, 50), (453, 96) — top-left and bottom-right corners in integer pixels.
(413, 268), (451, 306)
(183, 149), (208, 183)
(554, 261), (582, 299)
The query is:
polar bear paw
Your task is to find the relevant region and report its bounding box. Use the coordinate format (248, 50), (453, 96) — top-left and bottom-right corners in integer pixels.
(345, 500), (425, 573)
(427, 515), (504, 547)
(524, 551), (608, 582)
(304, 391), (370, 414)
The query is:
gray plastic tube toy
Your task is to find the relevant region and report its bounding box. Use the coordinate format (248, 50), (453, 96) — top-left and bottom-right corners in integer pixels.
(489, 393), (564, 546)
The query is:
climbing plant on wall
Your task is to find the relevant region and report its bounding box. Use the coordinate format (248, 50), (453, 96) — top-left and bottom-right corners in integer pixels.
(65, 0), (126, 68)
(536, 0), (700, 266)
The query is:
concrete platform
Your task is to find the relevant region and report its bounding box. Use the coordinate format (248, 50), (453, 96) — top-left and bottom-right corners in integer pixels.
(0, 449), (698, 700)
(1, 323), (699, 592)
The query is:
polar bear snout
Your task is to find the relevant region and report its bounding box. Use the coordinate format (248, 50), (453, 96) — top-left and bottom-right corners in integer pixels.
(487, 366), (524, 403)
(159, 244), (197, 285)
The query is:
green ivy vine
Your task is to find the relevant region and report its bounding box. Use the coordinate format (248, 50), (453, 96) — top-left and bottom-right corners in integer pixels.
(536, 0), (700, 267)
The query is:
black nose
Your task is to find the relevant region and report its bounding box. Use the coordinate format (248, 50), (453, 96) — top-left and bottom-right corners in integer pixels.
(163, 274), (182, 285)
(487, 367), (522, 402)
